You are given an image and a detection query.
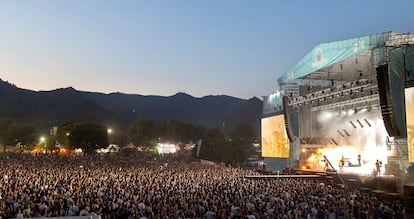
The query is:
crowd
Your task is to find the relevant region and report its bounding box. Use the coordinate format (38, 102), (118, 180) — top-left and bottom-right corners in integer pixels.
(0, 152), (407, 219)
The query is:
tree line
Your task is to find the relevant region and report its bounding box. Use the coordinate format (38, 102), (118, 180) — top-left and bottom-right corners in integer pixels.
(0, 118), (259, 164)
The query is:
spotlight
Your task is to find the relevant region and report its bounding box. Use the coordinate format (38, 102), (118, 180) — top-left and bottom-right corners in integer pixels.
(356, 120), (364, 128)
(349, 121), (357, 128)
(343, 129), (350, 136)
(364, 119), (371, 127)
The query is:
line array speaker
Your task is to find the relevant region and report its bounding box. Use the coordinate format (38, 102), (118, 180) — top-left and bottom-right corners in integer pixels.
(282, 96), (295, 142)
(376, 64), (400, 137)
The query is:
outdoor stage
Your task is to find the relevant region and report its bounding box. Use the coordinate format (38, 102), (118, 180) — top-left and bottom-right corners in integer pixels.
(260, 31), (414, 213)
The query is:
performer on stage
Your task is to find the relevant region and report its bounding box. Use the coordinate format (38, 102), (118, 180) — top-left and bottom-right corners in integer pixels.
(375, 160), (382, 176)
(358, 154), (361, 166)
(340, 155), (345, 171)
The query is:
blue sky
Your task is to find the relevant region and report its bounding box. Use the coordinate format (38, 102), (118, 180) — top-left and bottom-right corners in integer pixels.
(0, 0), (412, 99)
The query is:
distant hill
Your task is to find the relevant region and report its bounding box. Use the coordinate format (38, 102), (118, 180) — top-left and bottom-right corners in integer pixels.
(0, 80), (263, 134)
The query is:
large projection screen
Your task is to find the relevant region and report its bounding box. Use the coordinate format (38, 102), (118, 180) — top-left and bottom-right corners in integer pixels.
(406, 87), (414, 162)
(261, 114), (290, 158)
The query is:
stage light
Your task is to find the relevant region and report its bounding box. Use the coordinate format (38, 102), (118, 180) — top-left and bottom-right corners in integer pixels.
(349, 121), (357, 128)
(356, 120), (364, 128)
(343, 129), (350, 136)
(364, 119), (371, 127)
(337, 130), (345, 137)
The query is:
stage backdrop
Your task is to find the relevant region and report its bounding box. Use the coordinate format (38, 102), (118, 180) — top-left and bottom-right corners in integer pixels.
(406, 87), (414, 162)
(261, 114), (290, 158)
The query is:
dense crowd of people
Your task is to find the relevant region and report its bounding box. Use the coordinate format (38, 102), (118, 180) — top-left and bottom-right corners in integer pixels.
(0, 152), (407, 219)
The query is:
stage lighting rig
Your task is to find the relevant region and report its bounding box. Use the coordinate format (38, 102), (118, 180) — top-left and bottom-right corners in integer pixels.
(288, 78), (379, 112)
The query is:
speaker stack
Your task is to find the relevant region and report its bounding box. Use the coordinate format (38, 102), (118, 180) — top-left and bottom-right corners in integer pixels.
(376, 64), (400, 137)
(282, 95), (295, 142)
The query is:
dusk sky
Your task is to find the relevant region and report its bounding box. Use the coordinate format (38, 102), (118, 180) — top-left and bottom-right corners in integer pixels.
(0, 0), (413, 99)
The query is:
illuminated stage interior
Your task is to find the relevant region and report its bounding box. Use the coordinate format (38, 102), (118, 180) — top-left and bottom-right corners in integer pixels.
(299, 106), (391, 176)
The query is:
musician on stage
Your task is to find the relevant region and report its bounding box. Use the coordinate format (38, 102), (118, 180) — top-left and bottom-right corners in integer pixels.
(340, 155), (345, 171)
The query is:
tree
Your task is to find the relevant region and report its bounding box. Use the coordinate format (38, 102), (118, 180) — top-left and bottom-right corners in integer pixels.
(111, 131), (128, 147)
(69, 122), (108, 154)
(0, 119), (14, 151)
(198, 136), (242, 164)
(45, 135), (57, 153)
(56, 121), (76, 149)
(161, 119), (204, 143)
(196, 124), (258, 164)
(128, 119), (159, 150)
(229, 123), (257, 159)
(229, 123), (256, 142)
(4, 122), (38, 151)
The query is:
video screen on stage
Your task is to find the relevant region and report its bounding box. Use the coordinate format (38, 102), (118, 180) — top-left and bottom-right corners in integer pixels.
(406, 87), (414, 162)
(261, 114), (290, 158)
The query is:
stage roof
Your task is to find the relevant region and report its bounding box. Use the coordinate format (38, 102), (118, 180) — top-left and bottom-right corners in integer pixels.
(277, 32), (414, 85)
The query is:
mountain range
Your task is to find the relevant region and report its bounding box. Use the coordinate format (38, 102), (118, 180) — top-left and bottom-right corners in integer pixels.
(0, 79), (263, 134)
